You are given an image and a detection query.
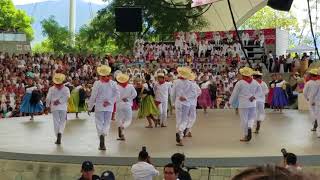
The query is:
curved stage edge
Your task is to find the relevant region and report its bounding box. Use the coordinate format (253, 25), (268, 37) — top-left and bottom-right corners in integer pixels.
(0, 109), (319, 167)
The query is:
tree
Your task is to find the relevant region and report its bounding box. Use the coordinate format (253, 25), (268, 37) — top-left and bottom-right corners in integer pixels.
(240, 6), (300, 32)
(40, 16), (75, 54)
(0, 0), (34, 40)
(84, 0), (208, 53)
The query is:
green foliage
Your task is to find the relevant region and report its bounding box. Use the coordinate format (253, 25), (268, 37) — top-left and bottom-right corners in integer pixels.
(0, 0), (34, 40)
(83, 0), (208, 54)
(240, 6), (300, 32)
(40, 16), (75, 55)
(32, 39), (53, 54)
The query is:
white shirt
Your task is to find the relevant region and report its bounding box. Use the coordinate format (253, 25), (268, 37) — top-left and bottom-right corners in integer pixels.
(154, 82), (170, 103)
(255, 80), (269, 103)
(116, 84), (137, 107)
(303, 80), (319, 105)
(190, 81), (201, 106)
(229, 80), (262, 108)
(88, 80), (119, 112)
(46, 86), (70, 111)
(171, 79), (197, 106)
(131, 161), (159, 180)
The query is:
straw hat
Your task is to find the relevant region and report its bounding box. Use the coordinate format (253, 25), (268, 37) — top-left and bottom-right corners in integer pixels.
(156, 73), (165, 78)
(239, 67), (254, 77)
(308, 68), (319, 75)
(97, 65), (111, 76)
(253, 71), (263, 76)
(188, 73), (196, 81)
(53, 73), (66, 84)
(177, 66), (192, 79)
(116, 73), (129, 83)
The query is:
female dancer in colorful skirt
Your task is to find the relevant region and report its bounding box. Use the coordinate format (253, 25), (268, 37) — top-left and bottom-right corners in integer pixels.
(20, 72), (44, 120)
(271, 74), (288, 113)
(67, 79), (88, 118)
(197, 75), (212, 114)
(267, 74), (277, 108)
(137, 74), (160, 128)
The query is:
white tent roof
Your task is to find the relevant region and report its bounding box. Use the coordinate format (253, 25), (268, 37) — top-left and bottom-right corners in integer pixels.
(287, 45), (315, 53)
(201, 0), (267, 31)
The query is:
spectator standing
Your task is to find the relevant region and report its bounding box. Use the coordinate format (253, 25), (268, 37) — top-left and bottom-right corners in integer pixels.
(78, 161), (100, 180)
(131, 149), (159, 180)
(171, 153), (191, 180)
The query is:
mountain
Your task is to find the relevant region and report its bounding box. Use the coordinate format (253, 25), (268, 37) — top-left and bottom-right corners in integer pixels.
(16, 0), (107, 43)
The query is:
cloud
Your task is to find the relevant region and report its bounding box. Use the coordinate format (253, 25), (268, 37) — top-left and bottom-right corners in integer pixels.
(12, 0), (58, 5)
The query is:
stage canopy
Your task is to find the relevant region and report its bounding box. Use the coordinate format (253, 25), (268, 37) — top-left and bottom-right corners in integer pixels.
(173, 0), (267, 31)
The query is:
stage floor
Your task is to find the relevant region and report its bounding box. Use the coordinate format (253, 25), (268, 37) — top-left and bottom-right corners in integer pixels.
(1, 109), (320, 167)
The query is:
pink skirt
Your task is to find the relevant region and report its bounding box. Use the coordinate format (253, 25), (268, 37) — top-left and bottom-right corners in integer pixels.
(198, 88), (212, 108)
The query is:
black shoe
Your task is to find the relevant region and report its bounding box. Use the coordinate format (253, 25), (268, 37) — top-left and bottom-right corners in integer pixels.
(312, 120), (318, 131)
(255, 121), (261, 134)
(55, 133), (61, 145)
(99, 135), (106, 150)
(247, 128), (252, 141)
(183, 128), (188, 137)
(176, 133), (181, 143)
(118, 127), (122, 138)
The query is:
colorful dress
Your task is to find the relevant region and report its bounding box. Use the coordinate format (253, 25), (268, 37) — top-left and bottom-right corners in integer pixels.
(197, 81), (213, 108)
(267, 80), (276, 106)
(67, 86), (87, 113)
(20, 86), (44, 113)
(137, 83), (160, 118)
(271, 80), (288, 107)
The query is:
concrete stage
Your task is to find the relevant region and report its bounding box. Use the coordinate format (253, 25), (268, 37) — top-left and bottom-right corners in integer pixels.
(1, 109), (320, 167)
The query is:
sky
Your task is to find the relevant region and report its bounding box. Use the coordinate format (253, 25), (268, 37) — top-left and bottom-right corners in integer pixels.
(12, 0), (108, 5)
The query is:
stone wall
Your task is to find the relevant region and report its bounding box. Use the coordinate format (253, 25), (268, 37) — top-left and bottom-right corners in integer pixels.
(0, 159), (319, 180)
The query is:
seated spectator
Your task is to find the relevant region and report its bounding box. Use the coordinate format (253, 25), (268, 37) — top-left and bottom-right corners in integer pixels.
(285, 153), (302, 172)
(100, 170), (115, 180)
(131, 148), (159, 180)
(171, 153), (191, 180)
(78, 161), (100, 180)
(164, 163), (179, 180)
(232, 164), (313, 180)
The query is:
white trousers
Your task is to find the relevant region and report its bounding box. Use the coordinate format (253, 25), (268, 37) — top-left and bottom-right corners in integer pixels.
(187, 105), (197, 131)
(314, 105), (320, 136)
(52, 110), (67, 136)
(158, 101), (168, 124)
(256, 101), (265, 121)
(198, 49), (206, 57)
(116, 105), (133, 129)
(95, 111), (112, 136)
(309, 104), (317, 121)
(175, 103), (191, 136)
(239, 107), (256, 136)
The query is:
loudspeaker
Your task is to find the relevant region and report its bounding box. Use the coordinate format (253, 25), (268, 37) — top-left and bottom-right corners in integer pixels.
(115, 7), (142, 32)
(267, 0), (294, 11)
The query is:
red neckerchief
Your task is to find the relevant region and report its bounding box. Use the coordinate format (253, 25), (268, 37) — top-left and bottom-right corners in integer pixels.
(100, 77), (110, 83)
(159, 80), (165, 84)
(119, 82), (128, 88)
(242, 76), (253, 84)
(178, 77), (185, 80)
(256, 79), (262, 84)
(54, 84), (63, 89)
(311, 76), (318, 81)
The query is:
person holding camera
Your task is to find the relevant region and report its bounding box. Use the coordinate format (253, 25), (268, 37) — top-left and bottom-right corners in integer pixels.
(131, 148), (159, 180)
(171, 153), (191, 180)
(283, 151), (302, 172)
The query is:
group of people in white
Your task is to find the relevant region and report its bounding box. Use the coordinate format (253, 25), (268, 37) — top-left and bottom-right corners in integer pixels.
(37, 62), (278, 149)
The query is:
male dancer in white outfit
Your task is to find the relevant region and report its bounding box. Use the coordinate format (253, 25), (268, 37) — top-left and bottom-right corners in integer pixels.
(46, 73), (70, 145)
(311, 68), (320, 137)
(88, 65), (119, 150)
(171, 67), (196, 146)
(185, 73), (201, 137)
(303, 68), (320, 132)
(115, 73), (137, 141)
(229, 67), (262, 142)
(252, 71), (269, 134)
(154, 73), (170, 127)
